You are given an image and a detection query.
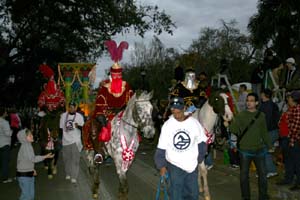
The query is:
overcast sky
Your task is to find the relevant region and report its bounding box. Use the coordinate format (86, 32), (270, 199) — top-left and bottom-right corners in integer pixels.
(94, 0), (258, 86)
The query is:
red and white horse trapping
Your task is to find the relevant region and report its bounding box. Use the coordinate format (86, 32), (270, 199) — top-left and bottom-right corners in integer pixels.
(120, 134), (135, 171)
(116, 111), (136, 171)
(45, 128), (54, 151)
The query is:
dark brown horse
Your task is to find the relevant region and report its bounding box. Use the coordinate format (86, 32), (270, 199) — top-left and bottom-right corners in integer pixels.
(83, 118), (106, 198)
(39, 109), (62, 179)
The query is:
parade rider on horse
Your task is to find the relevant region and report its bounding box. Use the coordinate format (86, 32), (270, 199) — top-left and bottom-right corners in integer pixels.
(37, 64), (65, 178)
(83, 40), (133, 160)
(38, 64), (65, 111)
(170, 68), (210, 110)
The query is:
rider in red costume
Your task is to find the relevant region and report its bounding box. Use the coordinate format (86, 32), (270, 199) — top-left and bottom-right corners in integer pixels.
(38, 64), (65, 111)
(91, 41), (133, 145)
(93, 63), (133, 122)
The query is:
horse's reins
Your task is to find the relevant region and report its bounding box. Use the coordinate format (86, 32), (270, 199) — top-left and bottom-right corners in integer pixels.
(121, 118), (139, 129)
(121, 99), (151, 129)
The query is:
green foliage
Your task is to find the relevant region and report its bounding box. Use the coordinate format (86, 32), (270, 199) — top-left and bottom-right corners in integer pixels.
(123, 21), (261, 101)
(188, 20), (255, 84)
(0, 0), (175, 106)
(248, 0), (300, 59)
(123, 37), (177, 100)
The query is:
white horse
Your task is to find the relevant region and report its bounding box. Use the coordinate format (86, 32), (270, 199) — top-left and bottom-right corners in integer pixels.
(83, 91), (155, 200)
(192, 91), (233, 200)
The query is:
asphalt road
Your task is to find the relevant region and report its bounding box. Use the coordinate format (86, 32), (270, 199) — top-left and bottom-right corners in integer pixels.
(1, 141), (300, 200)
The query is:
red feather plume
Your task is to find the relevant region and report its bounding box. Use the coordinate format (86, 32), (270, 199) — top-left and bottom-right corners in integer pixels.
(39, 64), (54, 79)
(117, 41), (129, 61)
(105, 40), (128, 63)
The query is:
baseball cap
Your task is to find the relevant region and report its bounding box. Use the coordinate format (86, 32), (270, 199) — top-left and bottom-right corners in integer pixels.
(69, 102), (76, 107)
(286, 57), (295, 64)
(170, 97), (185, 110)
(288, 90), (300, 102)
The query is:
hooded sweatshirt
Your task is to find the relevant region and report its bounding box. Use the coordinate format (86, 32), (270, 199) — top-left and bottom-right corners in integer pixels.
(0, 117), (12, 148)
(17, 129), (45, 172)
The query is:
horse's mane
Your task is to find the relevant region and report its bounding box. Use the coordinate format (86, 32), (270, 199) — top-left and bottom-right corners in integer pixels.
(208, 90), (226, 115)
(126, 90), (152, 106)
(123, 90), (153, 118)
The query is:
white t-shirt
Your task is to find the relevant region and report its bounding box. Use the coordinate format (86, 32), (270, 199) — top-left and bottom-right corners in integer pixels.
(60, 112), (84, 151)
(157, 116), (207, 173)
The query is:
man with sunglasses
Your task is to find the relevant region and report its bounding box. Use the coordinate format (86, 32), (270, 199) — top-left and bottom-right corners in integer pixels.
(154, 97), (207, 200)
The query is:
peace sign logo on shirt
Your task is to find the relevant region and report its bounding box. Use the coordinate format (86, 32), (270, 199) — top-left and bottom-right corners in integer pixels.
(173, 131), (190, 150)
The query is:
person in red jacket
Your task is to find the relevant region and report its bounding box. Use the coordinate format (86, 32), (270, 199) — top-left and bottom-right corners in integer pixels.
(277, 91), (300, 190)
(9, 108), (22, 147)
(276, 106), (290, 186)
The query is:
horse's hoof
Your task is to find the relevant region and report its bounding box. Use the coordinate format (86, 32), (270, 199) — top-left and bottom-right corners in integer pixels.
(204, 195), (211, 200)
(52, 166), (57, 175)
(48, 175), (53, 179)
(92, 193), (98, 199)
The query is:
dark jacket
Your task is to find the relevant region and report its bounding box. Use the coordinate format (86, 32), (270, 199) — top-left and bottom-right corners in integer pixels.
(280, 66), (300, 91)
(229, 111), (272, 151)
(259, 100), (280, 131)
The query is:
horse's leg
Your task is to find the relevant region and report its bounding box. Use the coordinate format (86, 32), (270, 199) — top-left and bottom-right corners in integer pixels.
(42, 148), (53, 179)
(118, 173), (129, 200)
(89, 140), (105, 199)
(47, 156), (53, 179)
(52, 144), (60, 175)
(92, 163), (100, 199)
(199, 161), (211, 200)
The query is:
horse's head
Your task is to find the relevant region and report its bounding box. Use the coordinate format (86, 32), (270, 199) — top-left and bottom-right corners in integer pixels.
(132, 91), (155, 139)
(208, 91), (233, 122)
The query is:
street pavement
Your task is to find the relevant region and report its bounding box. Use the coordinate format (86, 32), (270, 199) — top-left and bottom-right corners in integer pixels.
(1, 140), (300, 200)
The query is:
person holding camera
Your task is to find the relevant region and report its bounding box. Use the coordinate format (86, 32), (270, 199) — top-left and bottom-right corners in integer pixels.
(59, 102), (84, 184)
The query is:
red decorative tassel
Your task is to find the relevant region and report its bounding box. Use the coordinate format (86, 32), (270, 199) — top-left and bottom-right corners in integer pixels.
(98, 123), (112, 142)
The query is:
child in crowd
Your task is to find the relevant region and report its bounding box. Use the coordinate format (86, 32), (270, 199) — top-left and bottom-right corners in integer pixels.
(228, 132), (239, 168)
(16, 128), (53, 200)
(237, 84), (248, 111)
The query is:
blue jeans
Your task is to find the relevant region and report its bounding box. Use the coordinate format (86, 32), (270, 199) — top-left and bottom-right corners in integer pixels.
(17, 176), (35, 200)
(279, 137), (293, 183)
(240, 149), (269, 200)
(265, 130), (278, 174)
(204, 150), (213, 166)
(167, 162), (199, 200)
(0, 145), (10, 180)
(286, 143), (300, 184)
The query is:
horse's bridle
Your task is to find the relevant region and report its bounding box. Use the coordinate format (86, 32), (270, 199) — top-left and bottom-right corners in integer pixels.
(121, 99), (151, 130)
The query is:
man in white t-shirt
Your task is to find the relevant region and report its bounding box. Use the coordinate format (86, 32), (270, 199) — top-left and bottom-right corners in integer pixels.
(60, 102), (84, 184)
(154, 97), (207, 200)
